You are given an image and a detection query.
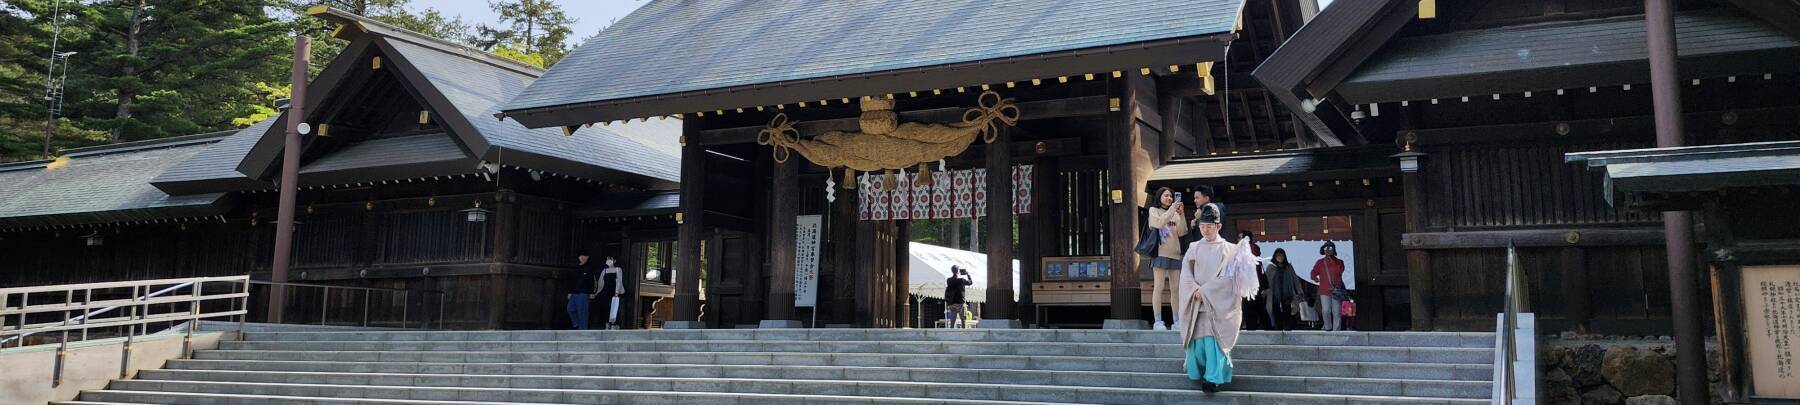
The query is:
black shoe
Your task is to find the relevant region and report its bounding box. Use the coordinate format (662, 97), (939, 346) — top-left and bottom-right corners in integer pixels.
(1200, 382), (1218, 393)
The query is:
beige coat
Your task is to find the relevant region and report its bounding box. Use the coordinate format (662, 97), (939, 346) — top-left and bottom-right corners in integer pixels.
(1146, 206), (1189, 260)
(1180, 237), (1257, 351)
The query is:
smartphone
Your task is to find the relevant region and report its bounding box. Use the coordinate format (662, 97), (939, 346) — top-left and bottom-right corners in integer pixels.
(1173, 191), (1183, 203)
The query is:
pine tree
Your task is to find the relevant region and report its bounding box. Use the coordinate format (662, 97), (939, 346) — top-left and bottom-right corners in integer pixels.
(474, 0), (576, 66)
(62, 0), (292, 143)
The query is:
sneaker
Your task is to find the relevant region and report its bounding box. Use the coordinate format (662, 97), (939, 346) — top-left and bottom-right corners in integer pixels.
(1153, 321), (1167, 331)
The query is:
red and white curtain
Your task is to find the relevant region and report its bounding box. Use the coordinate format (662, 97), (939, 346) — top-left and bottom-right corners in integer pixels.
(858, 165), (1032, 220)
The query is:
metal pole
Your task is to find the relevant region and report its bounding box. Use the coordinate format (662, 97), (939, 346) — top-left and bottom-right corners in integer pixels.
(436, 293), (444, 330)
(362, 289), (371, 327)
(184, 281), (199, 357)
(121, 286), (136, 379)
(401, 291), (410, 329)
(269, 34), (310, 324)
(81, 289), (91, 341)
(19, 293), (29, 348)
(320, 287), (329, 326)
(237, 280), (248, 335)
(1644, 1), (1705, 403)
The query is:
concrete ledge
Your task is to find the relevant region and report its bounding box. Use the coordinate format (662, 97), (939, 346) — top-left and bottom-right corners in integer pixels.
(977, 319), (1024, 329)
(661, 321), (706, 330)
(757, 320), (805, 329)
(1, 331), (224, 404)
(1103, 319), (1150, 330)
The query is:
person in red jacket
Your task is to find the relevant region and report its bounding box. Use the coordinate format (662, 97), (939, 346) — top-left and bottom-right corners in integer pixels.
(1308, 241), (1347, 331)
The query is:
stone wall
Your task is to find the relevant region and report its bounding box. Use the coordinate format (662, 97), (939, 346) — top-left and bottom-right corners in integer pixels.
(1538, 334), (1719, 405)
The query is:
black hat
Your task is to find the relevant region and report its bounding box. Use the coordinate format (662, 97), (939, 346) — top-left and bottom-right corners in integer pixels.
(1320, 240), (1337, 255)
(1198, 203), (1223, 225)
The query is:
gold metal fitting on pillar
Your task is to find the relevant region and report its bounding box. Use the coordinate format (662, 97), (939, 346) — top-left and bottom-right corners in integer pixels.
(1110, 189), (1124, 204)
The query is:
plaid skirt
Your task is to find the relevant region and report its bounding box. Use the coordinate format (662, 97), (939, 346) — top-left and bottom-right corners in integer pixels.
(1150, 256), (1182, 270)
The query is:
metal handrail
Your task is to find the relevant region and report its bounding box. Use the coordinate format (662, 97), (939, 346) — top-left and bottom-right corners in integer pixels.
(249, 280), (445, 329)
(1499, 242), (1531, 404)
(0, 275), (251, 385)
(0, 281), (194, 342)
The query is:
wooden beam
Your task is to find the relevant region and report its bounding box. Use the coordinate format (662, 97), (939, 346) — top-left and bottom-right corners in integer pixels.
(1402, 228), (1664, 250)
(1408, 105), (1800, 146)
(698, 96), (1109, 145)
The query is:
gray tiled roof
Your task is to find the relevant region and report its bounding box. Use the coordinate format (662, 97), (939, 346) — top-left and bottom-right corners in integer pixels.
(1149, 146), (1399, 183)
(505, 0), (1243, 113)
(0, 137), (229, 229)
(299, 133), (469, 175)
(150, 117), (274, 192)
(384, 39), (680, 182)
(1337, 9), (1800, 103)
(1566, 141), (1800, 200)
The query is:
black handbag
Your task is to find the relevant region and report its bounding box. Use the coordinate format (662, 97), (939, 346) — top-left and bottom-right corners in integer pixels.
(1133, 226), (1162, 257)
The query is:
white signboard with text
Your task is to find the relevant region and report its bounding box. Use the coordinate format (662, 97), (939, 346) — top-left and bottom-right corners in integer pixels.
(794, 215), (822, 307)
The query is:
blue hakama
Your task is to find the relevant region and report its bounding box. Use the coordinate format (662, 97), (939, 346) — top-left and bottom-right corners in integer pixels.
(1185, 336), (1233, 384)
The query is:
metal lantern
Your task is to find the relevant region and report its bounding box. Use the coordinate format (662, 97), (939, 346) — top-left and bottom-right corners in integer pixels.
(461, 200), (492, 223)
(82, 231), (104, 246)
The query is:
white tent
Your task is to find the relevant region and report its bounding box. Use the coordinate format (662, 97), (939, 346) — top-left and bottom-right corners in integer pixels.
(908, 242), (1020, 303)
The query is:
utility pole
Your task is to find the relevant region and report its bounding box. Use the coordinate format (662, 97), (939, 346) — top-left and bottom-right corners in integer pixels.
(40, 0), (67, 157)
(269, 34), (309, 324)
(1644, 1), (1705, 403)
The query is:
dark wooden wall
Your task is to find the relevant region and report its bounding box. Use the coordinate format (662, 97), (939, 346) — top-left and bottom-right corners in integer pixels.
(1, 175), (676, 331)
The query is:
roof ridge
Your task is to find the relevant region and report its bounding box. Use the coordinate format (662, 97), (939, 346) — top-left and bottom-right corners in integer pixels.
(1, 131), (233, 172)
(308, 6), (545, 78)
(1414, 7), (1746, 39)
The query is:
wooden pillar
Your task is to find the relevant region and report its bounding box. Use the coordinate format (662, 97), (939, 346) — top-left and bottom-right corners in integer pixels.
(761, 157), (801, 328)
(1398, 151), (1434, 330)
(619, 227), (638, 329)
(669, 119), (707, 329)
(982, 126), (1018, 327)
(853, 220), (877, 326)
(1560, 246), (1590, 333)
(895, 221), (912, 328)
(830, 183), (858, 326)
(1024, 156), (1060, 326)
(488, 191), (517, 330)
(1105, 74), (1156, 329)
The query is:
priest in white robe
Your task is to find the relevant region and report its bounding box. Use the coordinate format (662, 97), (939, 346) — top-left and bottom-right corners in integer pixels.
(1178, 203), (1261, 392)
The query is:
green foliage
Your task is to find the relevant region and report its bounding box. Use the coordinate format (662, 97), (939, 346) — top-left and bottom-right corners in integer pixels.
(0, 0), (488, 162)
(489, 41), (546, 68)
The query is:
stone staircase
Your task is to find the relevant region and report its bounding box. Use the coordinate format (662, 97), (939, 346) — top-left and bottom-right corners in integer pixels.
(60, 328), (1495, 404)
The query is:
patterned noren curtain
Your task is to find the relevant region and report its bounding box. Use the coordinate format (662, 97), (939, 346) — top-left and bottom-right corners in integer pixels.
(857, 165), (1033, 220)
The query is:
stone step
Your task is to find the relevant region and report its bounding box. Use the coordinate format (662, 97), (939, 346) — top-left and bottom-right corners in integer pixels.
(240, 329), (1496, 348)
(104, 378), (1486, 404)
(216, 339), (1193, 358)
(215, 339), (1495, 364)
(168, 357), (1492, 382)
(150, 360), (1492, 396)
(140, 367), (1493, 399)
(78, 388), (1046, 405)
(196, 345), (1489, 377)
(50, 402), (150, 405)
(193, 349), (1189, 373)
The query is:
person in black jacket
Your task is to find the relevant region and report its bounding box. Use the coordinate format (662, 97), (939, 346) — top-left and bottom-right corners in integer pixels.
(567, 252), (601, 330)
(944, 266), (974, 328)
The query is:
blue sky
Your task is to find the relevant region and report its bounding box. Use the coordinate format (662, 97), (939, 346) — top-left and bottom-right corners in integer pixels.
(419, 0), (649, 43)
